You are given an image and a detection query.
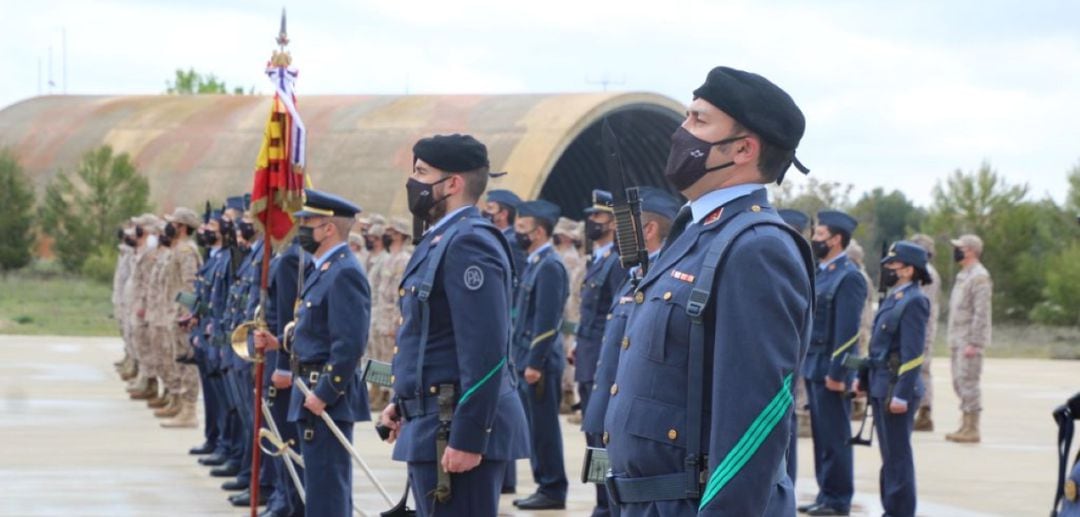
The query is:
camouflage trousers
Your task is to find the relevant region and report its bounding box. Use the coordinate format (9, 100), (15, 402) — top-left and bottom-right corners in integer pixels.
(133, 321), (155, 378)
(950, 347), (983, 413)
(143, 324), (172, 380)
(121, 314), (136, 358)
(164, 327), (200, 403)
(919, 346), (934, 410)
(561, 333), (575, 393)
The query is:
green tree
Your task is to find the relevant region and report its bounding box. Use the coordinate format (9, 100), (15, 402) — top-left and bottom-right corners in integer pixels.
(0, 149), (36, 272)
(771, 177), (854, 216)
(166, 68), (237, 94)
(39, 146), (152, 272)
(849, 188), (926, 281)
(1067, 161), (1080, 215)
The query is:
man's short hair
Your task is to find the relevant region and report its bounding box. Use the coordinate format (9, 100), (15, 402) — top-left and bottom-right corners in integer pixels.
(452, 167), (489, 203)
(731, 121), (796, 184)
(330, 216), (354, 241)
(825, 225), (852, 249)
(643, 211), (673, 241)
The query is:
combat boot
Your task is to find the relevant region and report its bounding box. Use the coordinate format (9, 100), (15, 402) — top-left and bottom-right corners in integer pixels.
(797, 412), (812, 438)
(947, 411), (981, 443)
(913, 406), (934, 432)
(130, 378), (158, 400)
(120, 360), (139, 381)
(850, 398), (866, 421)
(126, 376), (148, 394)
(560, 389), (576, 414)
(161, 401), (198, 428)
(147, 388), (171, 409)
(155, 394), (182, 418)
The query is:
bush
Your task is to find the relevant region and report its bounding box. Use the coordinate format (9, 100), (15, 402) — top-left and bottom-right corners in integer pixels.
(81, 246), (119, 284)
(1035, 243), (1080, 326)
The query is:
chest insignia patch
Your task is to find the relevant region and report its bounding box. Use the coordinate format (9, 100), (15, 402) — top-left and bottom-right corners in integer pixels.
(703, 207), (724, 225)
(464, 265), (484, 290)
(671, 270), (696, 283)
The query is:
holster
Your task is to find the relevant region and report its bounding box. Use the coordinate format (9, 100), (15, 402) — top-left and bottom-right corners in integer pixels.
(434, 384), (455, 504)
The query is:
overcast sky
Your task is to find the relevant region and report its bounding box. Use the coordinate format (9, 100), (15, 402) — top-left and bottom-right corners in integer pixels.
(3, 0), (1078, 206)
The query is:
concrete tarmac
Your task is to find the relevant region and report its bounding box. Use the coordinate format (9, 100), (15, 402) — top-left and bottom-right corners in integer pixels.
(0, 335), (1072, 516)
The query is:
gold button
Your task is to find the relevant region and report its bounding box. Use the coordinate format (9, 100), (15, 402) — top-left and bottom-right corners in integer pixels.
(634, 291), (644, 304)
(603, 431), (609, 445)
(621, 337), (630, 350)
(392, 346), (398, 354)
(663, 291), (672, 301)
(610, 383), (618, 395)
(667, 428), (678, 441)
(399, 288), (405, 296)
(334, 376), (341, 383)
(430, 386), (438, 394)
(751, 205), (762, 212)
(398, 316), (404, 325)
(607, 314), (613, 320)
(306, 301), (311, 308)
(326, 365), (333, 371)
(390, 375), (396, 383)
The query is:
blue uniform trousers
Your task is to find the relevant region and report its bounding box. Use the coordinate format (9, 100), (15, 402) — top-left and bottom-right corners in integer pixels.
(195, 349), (221, 447)
(266, 387), (305, 516)
(408, 459), (506, 516)
(871, 396), (919, 517)
(517, 367), (568, 501)
(579, 381), (611, 516)
(806, 379), (853, 511)
(298, 418), (353, 517)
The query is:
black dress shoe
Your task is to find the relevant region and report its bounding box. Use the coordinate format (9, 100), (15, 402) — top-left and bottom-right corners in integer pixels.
(189, 442), (215, 455)
(198, 454), (227, 466)
(229, 488), (269, 507)
(806, 506), (849, 516)
(221, 478), (247, 491)
(798, 503), (821, 513)
(210, 461), (241, 477)
(257, 509), (291, 517)
(513, 492), (566, 510)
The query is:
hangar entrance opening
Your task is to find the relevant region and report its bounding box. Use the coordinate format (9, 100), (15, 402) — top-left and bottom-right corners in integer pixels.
(539, 104), (683, 219)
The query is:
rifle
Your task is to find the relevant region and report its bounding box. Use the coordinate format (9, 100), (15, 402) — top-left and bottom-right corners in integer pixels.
(600, 117), (648, 277)
(877, 241), (889, 304)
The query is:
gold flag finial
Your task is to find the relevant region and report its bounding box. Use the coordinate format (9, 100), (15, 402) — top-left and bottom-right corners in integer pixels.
(270, 8), (291, 67)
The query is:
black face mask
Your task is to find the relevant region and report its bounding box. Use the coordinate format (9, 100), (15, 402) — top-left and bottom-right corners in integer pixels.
(164, 223), (177, 238)
(663, 127), (748, 191)
(123, 236), (137, 247)
(811, 239), (831, 260)
(585, 220), (608, 242)
(134, 226), (145, 238)
(382, 235), (393, 249)
(482, 211), (496, 223)
(297, 225), (320, 254)
(160, 234), (173, 248)
(882, 267), (900, 288)
(406, 176), (452, 223)
(117, 228), (125, 242)
(201, 230), (219, 247)
(953, 247), (965, 263)
(515, 231), (533, 250)
(238, 221), (256, 241)
(364, 238), (376, 251)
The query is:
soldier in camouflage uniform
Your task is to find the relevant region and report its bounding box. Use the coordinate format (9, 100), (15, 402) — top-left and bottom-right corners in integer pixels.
(911, 234), (942, 432)
(113, 225), (138, 380)
(127, 214), (165, 401)
(145, 216), (176, 411)
(554, 217), (585, 417)
(946, 234), (992, 443)
(368, 217), (412, 411)
(160, 208), (204, 427)
(846, 239), (875, 422)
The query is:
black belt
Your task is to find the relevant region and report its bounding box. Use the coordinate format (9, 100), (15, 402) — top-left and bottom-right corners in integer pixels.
(296, 362), (326, 385)
(397, 397), (441, 421)
(605, 472), (692, 505)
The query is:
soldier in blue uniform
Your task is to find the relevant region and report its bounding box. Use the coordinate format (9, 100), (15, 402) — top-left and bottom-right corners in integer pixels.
(188, 213), (223, 458)
(198, 213), (237, 469)
(799, 211), (867, 516)
(582, 186), (680, 517)
(779, 209), (810, 236)
(255, 189), (371, 517)
(778, 207), (811, 486)
(484, 189), (527, 286)
(510, 199), (570, 510)
(853, 241), (930, 517)
(603, 66), (814, 516)
(379, 134), (529, 516)
(573, 188), (626, 515)
(261, 239), (309, 517)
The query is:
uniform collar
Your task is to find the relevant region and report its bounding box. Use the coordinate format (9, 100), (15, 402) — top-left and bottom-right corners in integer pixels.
(427, 205), (472, 235)
(209, 246), (222, 258)
(592, 242), (614, 262)
(528, 242), (554, 263)
(313, 242), (349, 270)
(818, 252), (848, 272)
(688, 184), (764, 225)
(887, 281), (914, 296)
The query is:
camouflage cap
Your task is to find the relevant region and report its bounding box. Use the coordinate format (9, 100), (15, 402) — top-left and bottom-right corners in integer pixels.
(348, 232), (364, 246)
(554, 217), (577, 238)
(368, 223), (387, 237)
(950, 234), (983, 255)
(388, 216), (411, 237)
(910, 233), (936, 256)
(166, 207), (201, 228)
(133, 213), (161, 229)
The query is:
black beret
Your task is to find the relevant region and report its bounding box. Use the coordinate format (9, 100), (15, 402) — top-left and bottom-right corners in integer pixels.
(413, 134), (489, 173)
(693, 66), (808, 177)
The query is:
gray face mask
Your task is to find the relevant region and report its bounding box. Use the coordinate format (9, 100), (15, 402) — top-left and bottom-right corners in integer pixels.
(662, 127), (747, 191)
(146, 234), (159, 250)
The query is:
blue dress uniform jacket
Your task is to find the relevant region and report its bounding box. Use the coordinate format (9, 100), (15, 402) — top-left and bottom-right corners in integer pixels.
(803, 254), (866, 512)
(575, 247), (627, 384)
(867, 282), (928, 517)
(604, 189), (814, 516)
(392, 206), (529, 462)
(206, 247), (233, 373)
(191, 250), (221, 448)
(582, 278), (633, 435)
(391, 206), (529, 516)
(286, 245), (371, 423)
(503, 225), (528, 288)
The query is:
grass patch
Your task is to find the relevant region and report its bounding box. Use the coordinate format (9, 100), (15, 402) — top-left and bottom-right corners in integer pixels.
(0, 266), (117, 336)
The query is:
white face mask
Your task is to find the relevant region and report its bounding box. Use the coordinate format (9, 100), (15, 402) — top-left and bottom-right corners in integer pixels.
(146, 234), (159, 250)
